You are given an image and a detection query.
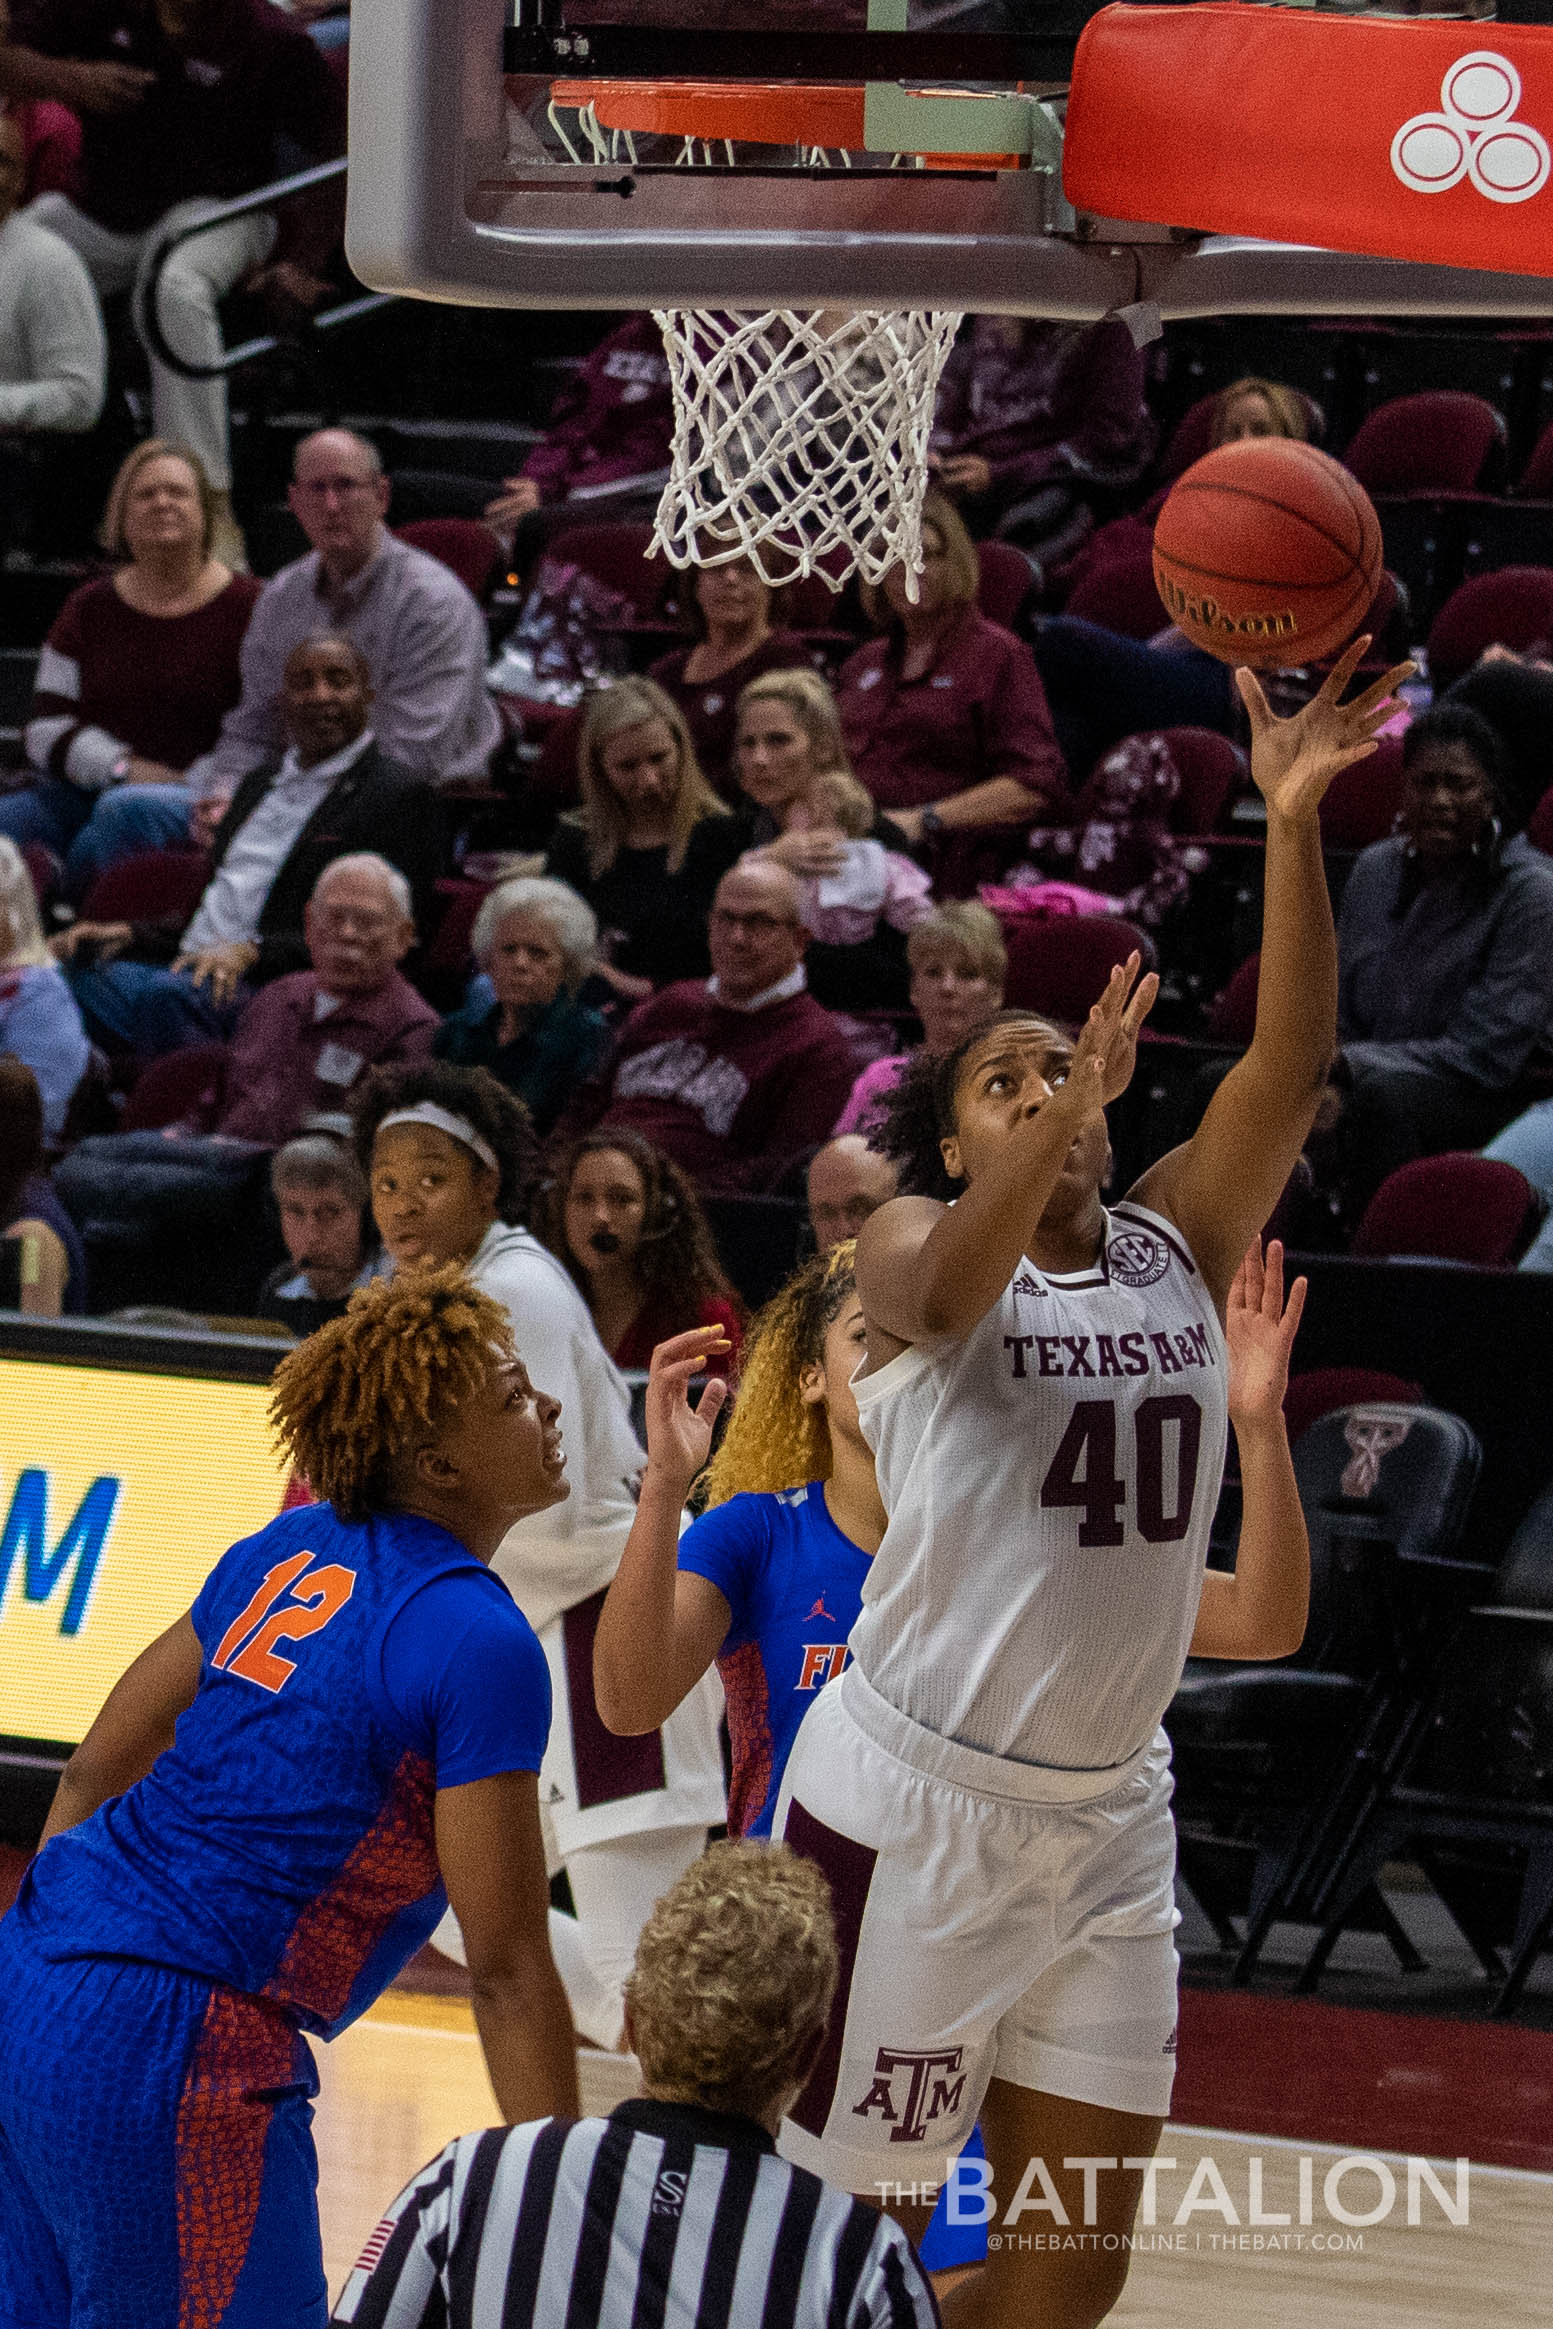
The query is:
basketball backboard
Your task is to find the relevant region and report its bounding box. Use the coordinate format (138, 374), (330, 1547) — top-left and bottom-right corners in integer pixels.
(347, 0), (1553, 318)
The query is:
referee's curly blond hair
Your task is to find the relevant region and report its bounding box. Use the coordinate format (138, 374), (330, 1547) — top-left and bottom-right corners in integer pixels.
(625, 1841), (838, 2116)
(269, 1265), (514, 1523)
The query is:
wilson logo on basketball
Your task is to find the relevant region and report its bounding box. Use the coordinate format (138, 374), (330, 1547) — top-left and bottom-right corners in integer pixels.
(1154, 575), (1297, 646)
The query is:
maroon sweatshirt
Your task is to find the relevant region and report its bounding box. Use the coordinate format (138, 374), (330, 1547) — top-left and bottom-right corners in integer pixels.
(30, 573), (261, 777)
(838, 605), (1068, 815)
(648, 629), (810, 796)
(599, 978), (859, 1195)
(520, 315), (674, 504)
(215, 968), (439, 1144)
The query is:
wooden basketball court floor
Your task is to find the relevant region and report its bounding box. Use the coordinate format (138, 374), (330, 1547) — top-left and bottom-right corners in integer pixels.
(317, 1989), (1553, 2325)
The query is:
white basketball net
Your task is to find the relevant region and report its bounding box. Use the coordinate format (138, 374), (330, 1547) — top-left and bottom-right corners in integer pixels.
(651, 307), (964, 593)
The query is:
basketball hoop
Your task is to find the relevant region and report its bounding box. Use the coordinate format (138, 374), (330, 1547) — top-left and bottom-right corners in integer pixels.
(542, 75), (1054, 589)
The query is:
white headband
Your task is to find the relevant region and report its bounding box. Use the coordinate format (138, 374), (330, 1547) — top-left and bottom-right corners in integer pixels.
(376, 1103), (500, 1176)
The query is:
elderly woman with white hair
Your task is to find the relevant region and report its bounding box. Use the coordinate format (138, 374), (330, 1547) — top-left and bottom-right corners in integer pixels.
(435, 874), (610, 1137)
(0, 837), (89, 1143)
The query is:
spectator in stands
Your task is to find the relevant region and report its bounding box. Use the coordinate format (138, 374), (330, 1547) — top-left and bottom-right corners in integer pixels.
(580, 859), (861, 1196)
(0, 834), (88, 1140)
(837, 490), (1068, 869)
(0, 103), (101, 428)
(434, 874), (609, 1138)
(16, 0), (347, 566)
(1212, 375), (1311, 446)
(734, 669), (930, 1009)
(546, 676), (743, 994)
(53, 636), (444, 1056)
(1324, 702), (1553, 1207)
(0, 106), (103, 559)
(257, 1131), (377, 1335)
(3, 92), (81, 201)
(5, 439), (259, 890)
(833, 898), (1007, 1136)
(929, 315), (1154, 573)
(806, 1133), (898, 1254)
(334, 1839), (937, 2329)
(649, 556), (808, 794)
(54, 851), (437, 1307)
(538, 1126), (743, 1375)
(1448, 644), (1553, 838)
(0, 1057), (84, 1311)
(483, 313), (673, 562)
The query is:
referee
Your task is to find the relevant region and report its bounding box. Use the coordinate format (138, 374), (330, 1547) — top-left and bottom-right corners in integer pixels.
(333, 1842), (938, 2328)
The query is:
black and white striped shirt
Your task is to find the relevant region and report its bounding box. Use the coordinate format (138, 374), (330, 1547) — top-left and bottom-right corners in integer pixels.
(332, 2099), (940, 2329)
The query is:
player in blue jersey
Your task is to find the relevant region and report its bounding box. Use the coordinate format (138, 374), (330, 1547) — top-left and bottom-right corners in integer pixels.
(594, 1243), (881, 1838)
(0, 1266), (580, 2329)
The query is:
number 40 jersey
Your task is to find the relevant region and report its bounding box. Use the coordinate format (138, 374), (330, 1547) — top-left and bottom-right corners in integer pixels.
(11, 1505), (550, 2038)
(851, 1203), (1228, 1773)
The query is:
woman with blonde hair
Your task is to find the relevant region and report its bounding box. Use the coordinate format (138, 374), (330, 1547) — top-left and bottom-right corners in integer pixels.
(0, 835), (88, 1141)
(4, 438), (260, 895)
(734, 666), (931, 1007)
(833, 898), (1007, 1135)
(836, 487), (1068, 876)
(1212, 375), (1312, 447)
(545, 674), (743, 995)
(649, 553), (809, 792)
(595, 1243), (881, 1840)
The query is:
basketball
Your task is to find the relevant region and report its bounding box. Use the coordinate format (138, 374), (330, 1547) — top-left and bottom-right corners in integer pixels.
(1152, 438), (1384, 669)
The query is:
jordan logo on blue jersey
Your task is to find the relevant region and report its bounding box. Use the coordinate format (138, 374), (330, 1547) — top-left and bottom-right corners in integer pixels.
(805, 1594), (834, 1622)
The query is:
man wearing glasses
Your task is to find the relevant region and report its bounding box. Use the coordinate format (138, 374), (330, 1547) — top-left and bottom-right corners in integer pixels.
(579, 859), (862, 1196)
(77, 426), (501, 873)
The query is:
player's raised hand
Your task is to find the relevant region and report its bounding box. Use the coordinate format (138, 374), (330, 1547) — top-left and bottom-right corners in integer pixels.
(1238, 636), (1415, 826)
(1095, 950), (1160, 1105)
(1225, 1237), (1307, 1429)
(643, 1327), (731, 1492)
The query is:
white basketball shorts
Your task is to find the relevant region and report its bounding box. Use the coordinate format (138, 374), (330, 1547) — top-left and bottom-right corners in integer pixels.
(772, 1664), (1180, 2192)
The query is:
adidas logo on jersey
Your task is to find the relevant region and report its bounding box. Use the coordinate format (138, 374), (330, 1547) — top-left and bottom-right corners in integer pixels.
(1012, 1271), (1047, 1299)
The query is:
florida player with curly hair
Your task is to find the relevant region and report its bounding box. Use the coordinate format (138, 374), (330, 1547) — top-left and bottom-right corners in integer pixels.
(767, 637), (1409, 2329)
(0, 1268), (579, 2329)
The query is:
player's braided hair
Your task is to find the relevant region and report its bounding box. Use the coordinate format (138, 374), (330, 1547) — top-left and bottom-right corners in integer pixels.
(269, 1265), (513, 1523)
(625, 1839), (837, 2115)
(870, 1008), (1065, 1201)
(701, 1243), (855, 1507)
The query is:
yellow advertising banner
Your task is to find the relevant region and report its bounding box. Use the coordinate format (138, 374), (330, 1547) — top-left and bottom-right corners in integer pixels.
(0, 1359), (289, 1748)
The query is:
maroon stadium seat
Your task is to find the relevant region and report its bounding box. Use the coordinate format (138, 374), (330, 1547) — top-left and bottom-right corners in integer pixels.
(1283, 1366), (1424, 1449)
(395, 518), (505, 603)
(1352, 1153), (1542, 1266)
(1516, 418), (1553, 499)
(974, 539), (1039, 631)
(1159, 726), (1244, 834)
(1061, 551), (1166, 641)
(545, 522), (667, 621)
(1316, 730), (1405, 851)
(118, 1043), (230, 1133)
(1426, 567), (1553, 689)
(80, 848), (210, 927)
(1205, 950), (1260, 1046)
(1344, 392), (1506, 497)
(998, 912), (1152, 1022)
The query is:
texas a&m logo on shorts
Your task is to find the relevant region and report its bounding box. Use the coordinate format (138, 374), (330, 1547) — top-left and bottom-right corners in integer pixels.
(852, 2046), (966, 2143)
(1107, 1228), (1170, 1289)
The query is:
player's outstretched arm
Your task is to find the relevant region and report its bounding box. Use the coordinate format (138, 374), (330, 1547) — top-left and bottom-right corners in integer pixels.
(40, 1615), (203, 1846)
(1191, 1240), (1309, 1660)
(858, 960), (1153, 1348)
(436, 1769), (580, 2120)
(594, 1328), (734, 1736)
(1135, 638), (1413, 1307)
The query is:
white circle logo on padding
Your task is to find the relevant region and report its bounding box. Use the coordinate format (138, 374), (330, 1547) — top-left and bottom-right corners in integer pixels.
(1392, 51), (1548, 205)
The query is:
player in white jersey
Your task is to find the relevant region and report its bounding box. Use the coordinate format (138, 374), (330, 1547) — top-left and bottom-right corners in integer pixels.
(771, 635), (1411, 2328)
